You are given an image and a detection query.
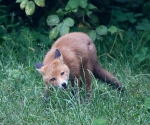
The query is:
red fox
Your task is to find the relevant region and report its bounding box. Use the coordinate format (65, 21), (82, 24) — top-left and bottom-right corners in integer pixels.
(36, 32), (123, 98)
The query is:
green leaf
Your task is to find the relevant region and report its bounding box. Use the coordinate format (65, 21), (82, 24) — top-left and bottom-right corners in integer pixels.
(124, 12), (137, 23)
(60, 25), (70, 36)
(128, 17), (136, 23)
(141, 47), (148, 56)
(86, 10), (92, 17)
(49, 27), (58, 40)
(136, 19), (150, 31)
(20, 0), (28, 10)
(117, 16), (128, 22)
(88, 30), (96, 41)
(135, 25), (145, 31)
(57, 9), (64, 19)
(112, 10), (127, 22)
(57, 23), (63, 31)
(96, 25), (107, 35)
(96, 35), (103, 41)
(146, 34), (150, 41)
(63, 18), (74, 27)
(65, 0), (79, 11)
(89, 14), (99, 24)
(65, 6), (78, 13)
(134, 53), (146, 63)
(46, 15), (60, 26)
(108, 26), (118, 35)
(57, 23), (70, 36)
(25, 1), (35, 16)
(16, 0), (24, 3)
(134, 13), (143, 17)
(79, 0), (87, 8)
(87, 3), (97, 10)
(34, 0), (45, 7)
(39, 34), (49, 44)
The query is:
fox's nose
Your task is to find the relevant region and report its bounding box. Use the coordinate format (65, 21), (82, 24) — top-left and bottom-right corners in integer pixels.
(62, 82), (67, 89)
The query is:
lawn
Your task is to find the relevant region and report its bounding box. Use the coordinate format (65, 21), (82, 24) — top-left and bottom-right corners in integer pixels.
(0, 35), (150, 125)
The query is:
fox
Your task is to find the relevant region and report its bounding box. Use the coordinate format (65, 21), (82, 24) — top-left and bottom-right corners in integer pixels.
(35, 32), (123, 98)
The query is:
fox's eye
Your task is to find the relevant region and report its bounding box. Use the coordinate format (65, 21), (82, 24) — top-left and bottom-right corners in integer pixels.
(50, 78), (56, 81)
(61, 72), (64, 76)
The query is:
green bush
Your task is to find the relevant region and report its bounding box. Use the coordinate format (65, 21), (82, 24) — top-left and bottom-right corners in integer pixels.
(0, 0), (150, 67)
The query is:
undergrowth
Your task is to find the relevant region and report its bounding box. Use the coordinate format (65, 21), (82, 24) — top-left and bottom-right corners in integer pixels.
(0, 31), (150, 125)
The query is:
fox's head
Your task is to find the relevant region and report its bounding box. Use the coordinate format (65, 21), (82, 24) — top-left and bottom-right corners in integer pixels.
(35, 49), (70, 89)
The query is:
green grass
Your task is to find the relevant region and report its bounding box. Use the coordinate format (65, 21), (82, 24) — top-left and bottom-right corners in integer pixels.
(0, 54), (150, 125)
(0, 33), (150, 125)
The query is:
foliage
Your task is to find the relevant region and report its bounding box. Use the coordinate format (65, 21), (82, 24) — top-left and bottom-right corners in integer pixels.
(13, 0), (150, 39)
(0, 0), (150, 69)
(16, 0), (45, 15)
(45, 0), (124, 41)
(0, 4), (20, 43)
(0, 27), (50, 64)
(0, 0), (150, 124)
(12, 0), (150, 66)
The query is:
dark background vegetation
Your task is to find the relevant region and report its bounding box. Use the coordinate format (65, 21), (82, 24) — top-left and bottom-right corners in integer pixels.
(0, 0), (150, 124)
(0, 0), (150, 70)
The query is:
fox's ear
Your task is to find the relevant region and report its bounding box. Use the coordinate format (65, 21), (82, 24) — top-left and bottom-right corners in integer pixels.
(35, 62), (44, 74)
(54, 49), (64, 63)
(35, 62), (44, 69)
(54, 49), (61, 58)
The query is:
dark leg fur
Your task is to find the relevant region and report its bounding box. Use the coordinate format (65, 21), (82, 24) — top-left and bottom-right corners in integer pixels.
(81, 63), (93, 98)
(70, 76), (82, 96)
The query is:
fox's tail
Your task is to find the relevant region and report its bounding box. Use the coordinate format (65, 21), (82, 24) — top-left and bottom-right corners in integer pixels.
(93, 61), (124, 91)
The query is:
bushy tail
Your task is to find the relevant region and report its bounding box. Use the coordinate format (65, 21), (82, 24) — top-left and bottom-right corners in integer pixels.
(93, 61), (124, 91)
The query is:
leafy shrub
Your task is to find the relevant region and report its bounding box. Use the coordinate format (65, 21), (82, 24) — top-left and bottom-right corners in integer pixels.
(0, 4), (20, 43)
(14, 0), (150, 43)
(0, 0), (150, 67)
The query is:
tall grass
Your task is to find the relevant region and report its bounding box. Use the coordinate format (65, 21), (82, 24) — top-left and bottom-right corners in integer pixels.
(0, 32), (150, 125)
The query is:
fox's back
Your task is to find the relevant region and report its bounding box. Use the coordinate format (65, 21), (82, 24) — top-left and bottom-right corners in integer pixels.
(43, 32), (97, 65)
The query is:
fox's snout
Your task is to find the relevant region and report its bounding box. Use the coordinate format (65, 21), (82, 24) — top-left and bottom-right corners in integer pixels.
(57, 81), (68, 89)
(61, 82), (67, 89)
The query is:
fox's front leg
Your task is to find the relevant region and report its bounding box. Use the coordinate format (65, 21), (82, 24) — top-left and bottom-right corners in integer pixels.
(85, 77), (92, 99)
(44, 84), (50, 101)
(84, 68), (92, 99)
(70, 76), (82, 96)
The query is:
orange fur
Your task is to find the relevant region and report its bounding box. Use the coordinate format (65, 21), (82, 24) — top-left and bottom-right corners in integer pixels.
(36, 32), (123, 98)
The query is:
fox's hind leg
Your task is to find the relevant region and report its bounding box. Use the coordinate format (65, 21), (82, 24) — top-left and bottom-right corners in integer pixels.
(82, 64), (93, 99)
